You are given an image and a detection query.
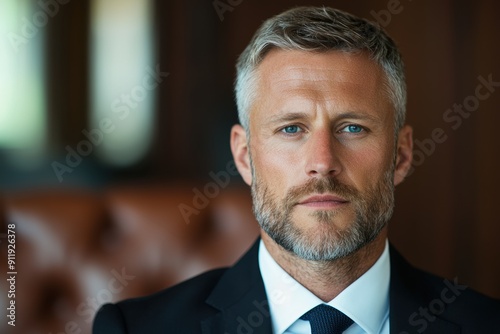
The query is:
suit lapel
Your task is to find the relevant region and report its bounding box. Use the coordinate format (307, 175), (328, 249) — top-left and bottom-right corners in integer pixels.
(389, 245), (460, 334)
(201, 239), (273, 334)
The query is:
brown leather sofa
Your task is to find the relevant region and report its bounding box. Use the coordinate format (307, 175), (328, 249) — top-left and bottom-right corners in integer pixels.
(0, 185), (259, 334)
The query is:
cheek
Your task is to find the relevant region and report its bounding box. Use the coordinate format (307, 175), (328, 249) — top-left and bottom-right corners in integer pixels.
(342, 141), (394, 188)
(251, 141), (300, 188)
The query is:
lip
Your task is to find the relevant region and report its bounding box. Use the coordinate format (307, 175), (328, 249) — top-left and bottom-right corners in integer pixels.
(297, 194), (349, 208)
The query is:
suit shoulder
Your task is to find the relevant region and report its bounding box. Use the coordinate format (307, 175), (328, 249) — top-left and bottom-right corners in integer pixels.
(93, 303), (127, 334)
(420, 269), (500, 331)
(408, 260), (500, 307)
(119, 267), (227, 309)
(391, 247), (500, 332)
(95, 268), (228, 334)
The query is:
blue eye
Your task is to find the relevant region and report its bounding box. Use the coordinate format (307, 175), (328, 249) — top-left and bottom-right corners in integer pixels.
(342, 125), (364, 133)
(282, 125), (300, 134)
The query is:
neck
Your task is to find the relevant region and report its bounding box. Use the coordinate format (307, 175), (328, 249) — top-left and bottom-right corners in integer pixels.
(261, 228), (387, 302)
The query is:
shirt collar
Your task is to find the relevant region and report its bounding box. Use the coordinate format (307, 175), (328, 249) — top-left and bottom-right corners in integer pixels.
(258, 239), (390, 334)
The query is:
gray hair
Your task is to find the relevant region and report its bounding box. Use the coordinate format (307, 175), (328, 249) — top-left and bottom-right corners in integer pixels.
(235, 6), (406, 133)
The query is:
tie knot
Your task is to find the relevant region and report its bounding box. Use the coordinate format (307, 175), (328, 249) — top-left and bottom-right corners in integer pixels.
(301, 304), (353, 334)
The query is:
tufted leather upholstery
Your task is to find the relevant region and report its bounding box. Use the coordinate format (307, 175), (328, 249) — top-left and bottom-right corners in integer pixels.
(0, 185), (259, 334)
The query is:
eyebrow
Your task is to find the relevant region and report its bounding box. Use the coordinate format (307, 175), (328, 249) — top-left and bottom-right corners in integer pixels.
(266, 112), (310, 125)
(265, 111), (380, 125)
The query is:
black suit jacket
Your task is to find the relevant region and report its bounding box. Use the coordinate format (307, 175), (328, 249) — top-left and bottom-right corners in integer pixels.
(93, 239), (500, 333)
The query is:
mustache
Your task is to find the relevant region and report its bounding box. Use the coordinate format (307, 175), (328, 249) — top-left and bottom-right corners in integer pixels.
(284, 177), (360, 206)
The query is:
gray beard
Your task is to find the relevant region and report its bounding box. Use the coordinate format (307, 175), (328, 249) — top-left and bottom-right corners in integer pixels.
(251, 163), (395, 262)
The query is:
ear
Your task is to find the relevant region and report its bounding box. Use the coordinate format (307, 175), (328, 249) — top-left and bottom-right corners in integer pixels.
(394, 125), (413, 186)
(230, 124), (252, 186)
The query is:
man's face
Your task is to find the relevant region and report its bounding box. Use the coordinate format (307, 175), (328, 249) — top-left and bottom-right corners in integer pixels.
(231, 50), (412, 261)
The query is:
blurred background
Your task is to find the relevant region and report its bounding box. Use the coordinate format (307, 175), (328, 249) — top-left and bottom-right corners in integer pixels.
(1, 0), (499, 333)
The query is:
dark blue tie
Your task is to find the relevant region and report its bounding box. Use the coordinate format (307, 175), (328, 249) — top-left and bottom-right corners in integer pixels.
(301, 304), (354, 334)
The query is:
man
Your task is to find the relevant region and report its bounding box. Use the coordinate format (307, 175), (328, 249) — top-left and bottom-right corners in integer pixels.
(93, 6), (500, 334)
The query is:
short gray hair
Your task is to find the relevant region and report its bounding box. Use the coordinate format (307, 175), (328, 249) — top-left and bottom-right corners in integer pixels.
(235, 6), (406, 132)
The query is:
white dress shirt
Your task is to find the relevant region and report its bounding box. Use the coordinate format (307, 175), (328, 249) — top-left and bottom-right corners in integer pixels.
(258, 239), (390, 334)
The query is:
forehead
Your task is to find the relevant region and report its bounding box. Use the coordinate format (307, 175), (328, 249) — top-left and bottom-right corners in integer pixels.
(250, 49), (392, 120)
(259, 49), (383, 82)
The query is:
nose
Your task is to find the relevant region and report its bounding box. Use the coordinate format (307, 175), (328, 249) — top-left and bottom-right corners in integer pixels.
(304, 129), (341, 178)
